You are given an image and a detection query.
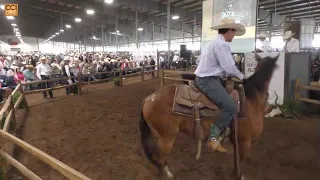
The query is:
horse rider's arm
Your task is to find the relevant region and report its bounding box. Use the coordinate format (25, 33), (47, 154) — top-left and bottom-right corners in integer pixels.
(213, 43), (244, 80)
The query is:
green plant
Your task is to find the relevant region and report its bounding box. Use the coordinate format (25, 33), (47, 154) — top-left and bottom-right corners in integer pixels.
(0, 158), (7, 180)
(0, 116), (6, 129)
(280, 99), (306, 119)
(12, 91), (27, 109)
(113, 78), (121, 87)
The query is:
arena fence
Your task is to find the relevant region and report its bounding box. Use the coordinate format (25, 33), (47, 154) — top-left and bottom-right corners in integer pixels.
(21, 65), (158, 95)
(161, 69), (194, 86)
(295, 79), (320, 105)
(0, 84), (92, 180)
(0, 65), (159, 180)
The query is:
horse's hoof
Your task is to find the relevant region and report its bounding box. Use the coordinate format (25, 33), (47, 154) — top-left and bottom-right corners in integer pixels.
(240, 174), (246, 180)
(166, 170), (176, 179)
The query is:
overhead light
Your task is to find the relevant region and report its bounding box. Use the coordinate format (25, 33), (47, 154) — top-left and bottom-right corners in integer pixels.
(0, 5), (4, 10)
(172, 15), (180, 20)
(75, 18), (82, 22)
(11, 24), (17, 27)
(52, 35), (56, 37)
(93, 36), (96, 39)
(56, 32), (59, 35)
(6, 16), (14, 20)
(138, 27), (143, 31)
(105, 0), (114, 4)
(65, 24), (71, 28)
(86, 9), (94, 15)
(116, 30), (120, 33)
(60, 29), (64, 32)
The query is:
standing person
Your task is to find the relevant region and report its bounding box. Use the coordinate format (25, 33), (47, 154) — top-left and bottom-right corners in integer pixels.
(256, 33), (272, 52)
(283, 31), (300, 52)
(36, 56), (53, 99)
(23, 65), (35, 91)
(150, 58), (156, 78)
(61, 57), (78, 95)
(194, 18), (245, 153)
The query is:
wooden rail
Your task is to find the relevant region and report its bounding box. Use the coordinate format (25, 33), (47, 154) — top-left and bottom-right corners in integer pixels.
(0, 81), (93, 179)
(295, 79), (320, 105)
(161, 70), (193, 86)
(0, 64), (160, 179)
(161, 70), (244, 87)
(0, 130), (91, 180)
(21, 65), (159, 95)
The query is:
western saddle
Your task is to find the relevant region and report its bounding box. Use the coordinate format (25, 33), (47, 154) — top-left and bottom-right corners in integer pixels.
(172, 78), (245, 141)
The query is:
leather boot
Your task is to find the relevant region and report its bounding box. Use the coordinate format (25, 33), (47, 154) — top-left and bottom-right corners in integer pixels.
(207, 124), (228, 153)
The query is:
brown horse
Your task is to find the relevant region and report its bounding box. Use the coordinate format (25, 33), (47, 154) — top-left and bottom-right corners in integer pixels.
(139, 54), (279, 179)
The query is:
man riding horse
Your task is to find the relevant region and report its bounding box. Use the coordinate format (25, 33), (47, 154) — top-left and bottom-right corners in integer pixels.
(194, 17), (246, 153)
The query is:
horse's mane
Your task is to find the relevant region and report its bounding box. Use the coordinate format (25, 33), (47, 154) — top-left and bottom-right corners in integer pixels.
(243, 55), (279, 100)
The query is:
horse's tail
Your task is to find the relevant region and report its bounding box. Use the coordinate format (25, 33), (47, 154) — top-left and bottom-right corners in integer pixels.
(139, 110), (161, 170)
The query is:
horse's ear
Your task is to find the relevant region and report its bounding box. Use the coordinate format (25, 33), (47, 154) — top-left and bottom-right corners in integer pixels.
(255, 53), (262, 63)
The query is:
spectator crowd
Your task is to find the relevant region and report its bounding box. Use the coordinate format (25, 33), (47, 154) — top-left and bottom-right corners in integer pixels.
(0, 52), (157, 103)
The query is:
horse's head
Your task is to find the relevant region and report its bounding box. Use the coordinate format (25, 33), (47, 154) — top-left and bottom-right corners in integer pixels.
(243, 54), (279, 105)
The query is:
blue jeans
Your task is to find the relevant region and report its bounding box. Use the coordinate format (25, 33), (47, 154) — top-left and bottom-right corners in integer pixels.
(195, 76), (236, 130)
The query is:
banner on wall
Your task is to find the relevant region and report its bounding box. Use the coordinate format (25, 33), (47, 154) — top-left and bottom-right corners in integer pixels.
(212, 0), (256, 28)
(201, 0), (257, 52)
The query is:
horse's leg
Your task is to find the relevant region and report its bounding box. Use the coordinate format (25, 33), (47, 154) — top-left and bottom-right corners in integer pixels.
(157, 136), (177, 179)
(239, 139), (252, 161)
(236, 139), (252, 180)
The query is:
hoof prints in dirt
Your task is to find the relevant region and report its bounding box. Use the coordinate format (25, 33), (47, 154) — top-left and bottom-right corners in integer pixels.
(15, 80), (319, 180)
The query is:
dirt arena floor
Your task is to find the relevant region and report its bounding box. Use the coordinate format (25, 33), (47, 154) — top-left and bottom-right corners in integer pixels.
(11, 76), (320, 180)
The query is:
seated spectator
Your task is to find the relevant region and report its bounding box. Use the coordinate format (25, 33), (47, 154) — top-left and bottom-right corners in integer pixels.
(6, 66), (16, 88)
(14, 67), (26, 84)
(23, 65), (35, 90)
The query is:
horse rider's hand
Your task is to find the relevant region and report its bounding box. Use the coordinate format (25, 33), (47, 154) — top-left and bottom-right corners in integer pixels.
(231, 78), (243, 83)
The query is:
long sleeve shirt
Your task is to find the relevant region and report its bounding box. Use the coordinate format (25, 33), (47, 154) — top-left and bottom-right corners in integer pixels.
(65, 65), (71, 77)
(284, 38), (299, 52)
(14, 72), (25, 84)
(194, 34), (244, 80)
(23, 70), (35, 81)
(36, 63), (52, 79)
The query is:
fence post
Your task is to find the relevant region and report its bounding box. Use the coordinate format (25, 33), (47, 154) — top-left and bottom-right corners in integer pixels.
(141, 65), (145, 81)
(161, 70), (165, 87)
(77, 73), (82, 95)
(10, 95), (16, 130)
(119, 69), (123, 86)
(295, 79), (300, 100)
(0, 156), (8, 180)
(157, 64), (160, 78)
(157, 55), (160, 78)
(19, 83), (28, 108)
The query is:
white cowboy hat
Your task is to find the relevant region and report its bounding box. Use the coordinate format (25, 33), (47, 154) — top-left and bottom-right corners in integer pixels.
(283, 31), (295, 40)
(39, 56), (47, 60)
(211, 17), (246, 36)
(64, 56), (71, 61)
(257, 33), (267, 39)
